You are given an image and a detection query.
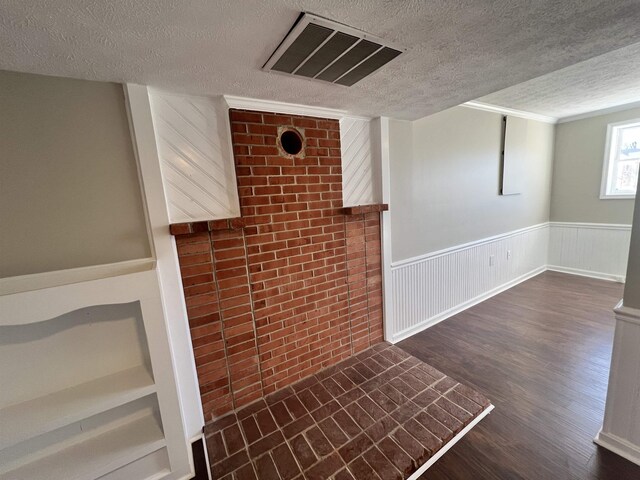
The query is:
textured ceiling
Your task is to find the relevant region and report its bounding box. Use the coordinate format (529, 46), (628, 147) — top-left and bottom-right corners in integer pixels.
(2, 0), (640, 120)
(478, 42), (640, 120)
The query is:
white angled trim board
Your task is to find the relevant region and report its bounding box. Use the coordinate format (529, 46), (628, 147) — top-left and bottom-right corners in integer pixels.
(407, 405), (495, 479)
(149, 91), (240, 223)
(341, 116), (379, 206)
(462, 101), (558, 124)
(223, 95), (352, 119)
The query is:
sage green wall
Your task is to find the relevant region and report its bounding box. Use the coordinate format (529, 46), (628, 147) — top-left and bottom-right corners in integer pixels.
(0, 71), (151, 278)
(550, 107), (640, 224)
(389, 106), (555, 262)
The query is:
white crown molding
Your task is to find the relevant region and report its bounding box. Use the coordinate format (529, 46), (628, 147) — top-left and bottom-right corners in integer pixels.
(223, 95), (353, 120)
(462, 101), (558, 124)
(557, 100), (640, 124)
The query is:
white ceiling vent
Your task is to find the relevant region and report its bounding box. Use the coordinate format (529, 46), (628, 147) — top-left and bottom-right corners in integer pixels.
(263, 13), (405, 87)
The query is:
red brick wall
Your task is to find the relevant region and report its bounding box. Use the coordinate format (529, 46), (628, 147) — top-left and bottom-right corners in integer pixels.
(173, 109), (384, 422)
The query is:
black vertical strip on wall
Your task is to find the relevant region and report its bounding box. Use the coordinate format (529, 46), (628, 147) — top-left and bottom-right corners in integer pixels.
(499, 115), (507, 195)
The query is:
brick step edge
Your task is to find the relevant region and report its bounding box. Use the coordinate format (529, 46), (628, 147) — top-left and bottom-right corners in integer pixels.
(170, 217), (245, 236)
(342, 204), (389, 215)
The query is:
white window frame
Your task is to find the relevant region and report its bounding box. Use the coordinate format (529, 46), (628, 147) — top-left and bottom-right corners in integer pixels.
(600, 118), (640, 199)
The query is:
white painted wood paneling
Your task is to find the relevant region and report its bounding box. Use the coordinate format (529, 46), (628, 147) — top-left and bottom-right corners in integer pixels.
(341, 116), (381, 207)
(596, 302), (640, 466)
(548, 222), (631, 282)
(149, 91), (239, 223)
(390, 224), (549, 342)
(387, 221), (631, 342)
(377, 117), (395, 343)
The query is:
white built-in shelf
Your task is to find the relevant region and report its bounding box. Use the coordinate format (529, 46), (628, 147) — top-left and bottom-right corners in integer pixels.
(0, 260), (190, 479)
(0, 269), (159, 326)
(0, 365), (156, 450)
(0, 412), (166, 480)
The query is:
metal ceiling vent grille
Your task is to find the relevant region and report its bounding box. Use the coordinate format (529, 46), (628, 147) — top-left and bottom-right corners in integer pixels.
(263, 13), (405, 87)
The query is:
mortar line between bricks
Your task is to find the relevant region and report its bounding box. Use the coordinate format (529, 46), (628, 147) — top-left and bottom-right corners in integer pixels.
(239, 225), (268, 401)
(208, 229), (236, 417)
(364, 213), (373, 349)
(344, 214), (356, 358)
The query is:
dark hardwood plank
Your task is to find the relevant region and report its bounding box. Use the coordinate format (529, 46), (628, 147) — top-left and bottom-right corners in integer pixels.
(398, 271), (640, 480)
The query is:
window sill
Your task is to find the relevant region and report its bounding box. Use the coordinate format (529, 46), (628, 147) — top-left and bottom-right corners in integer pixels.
(599, 194), (636, 200)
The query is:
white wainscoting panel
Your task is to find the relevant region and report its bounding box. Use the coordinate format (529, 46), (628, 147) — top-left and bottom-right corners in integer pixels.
(595, 302), (640, 467)
(149, 91), (240, 223)
(548, 222), (631, 282)
(341, 116), (381, 207)
(390, 224), (549, 342)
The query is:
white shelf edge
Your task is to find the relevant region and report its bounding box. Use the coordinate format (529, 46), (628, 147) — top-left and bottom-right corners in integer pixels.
(0, 268), (161, 326)
(0, 411), (166, 480)
(0, 365), (156, 450)
(97, 448), (171, 480)
(0, 258), (156, 296)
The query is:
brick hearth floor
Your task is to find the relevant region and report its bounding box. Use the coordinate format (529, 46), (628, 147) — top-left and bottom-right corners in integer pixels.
(206, 342), (492, 479)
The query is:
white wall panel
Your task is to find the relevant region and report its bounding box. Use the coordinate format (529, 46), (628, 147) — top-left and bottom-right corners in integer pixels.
(596, 304), (640, 466)
(548, 222), (631, 282)
(388, 222), (631, 342)
(341, 116), (380, 207)
(390, 224), (549, 342)
(149, 91), (240, 223)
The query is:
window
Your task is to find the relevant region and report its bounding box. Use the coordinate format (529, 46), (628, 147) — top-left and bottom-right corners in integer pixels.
(601, 119), (640, 198)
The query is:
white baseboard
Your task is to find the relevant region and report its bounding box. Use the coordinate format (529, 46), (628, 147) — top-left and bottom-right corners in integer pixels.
(408, 405), (495, 479)
(392, 266), (546, 343)
(546, 265), (625, 283)
(594, 429), (640, 467)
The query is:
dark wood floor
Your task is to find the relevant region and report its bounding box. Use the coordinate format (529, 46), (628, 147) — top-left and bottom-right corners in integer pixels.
(399, 271), (640, 480)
